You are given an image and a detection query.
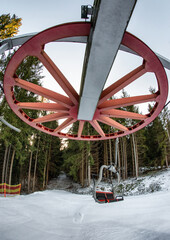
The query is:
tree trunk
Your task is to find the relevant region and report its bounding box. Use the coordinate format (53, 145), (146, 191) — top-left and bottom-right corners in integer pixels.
(81, 144), (84, 187)
(109, 139), (112, 165)
(124, 138), (128, 179)
(165, 155), (169, 168)
(88, 161), (91, 186)
(43, 150), (48, 189)
(87, 141), (91, 186)
(46, 140), (52, 187)
(120, 138), (124, 180)
(117, 142), (121, 179)
(132, 133), (139, 178)
(28, 151), (33, 193)
(8, 148), (15, 186)
(114, 138), (119, 167)
(96, 143), (99, 175)
(20, 164), (24, 189)
(2, 145), (8, 183)
(131, 135), (135, 177)
(167, 128), (170, 143)
(104, 141), (108, 178)
(122, 138), (127, 180)
(5, 144), (11, 183)
(33, 137), (40, 192)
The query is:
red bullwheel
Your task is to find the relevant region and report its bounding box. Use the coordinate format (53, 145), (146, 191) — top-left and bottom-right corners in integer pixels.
(4, 22), (168, 140)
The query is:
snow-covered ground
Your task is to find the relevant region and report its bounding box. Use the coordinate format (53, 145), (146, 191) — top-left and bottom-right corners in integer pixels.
(69, 168), (170, 196)
(1, 169), (170, 240)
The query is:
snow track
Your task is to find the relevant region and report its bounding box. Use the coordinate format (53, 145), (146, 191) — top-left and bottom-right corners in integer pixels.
(0, 189), (170, 240)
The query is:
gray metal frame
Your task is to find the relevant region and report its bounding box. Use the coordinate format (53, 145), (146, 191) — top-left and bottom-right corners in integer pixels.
(78, 0), (137, 120)
(0, 116), (21, 132)
(93, 164), (120, 203)
(1, 34), (169, 69)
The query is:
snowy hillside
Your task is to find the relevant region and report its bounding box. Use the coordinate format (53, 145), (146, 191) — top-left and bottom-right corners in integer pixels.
(0, 169), (170, 240)
(47, 168), (170, 196)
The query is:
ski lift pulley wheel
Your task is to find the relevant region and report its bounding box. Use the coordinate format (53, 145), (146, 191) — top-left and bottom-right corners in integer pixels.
(4, 22), (168, 140)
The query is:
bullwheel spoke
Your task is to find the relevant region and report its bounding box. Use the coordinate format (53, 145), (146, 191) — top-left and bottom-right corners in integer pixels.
(100, 109), (147, 120)
(15, 78), (73, 108)
(78, 121), (85, 138)
(98, 93), (159, 110)
(54, 118), (76, 133)
(38, 50), (79, 105)
(99, 63), (147, 105)
(90, 120), (105, 137)
(16, 102), (69, 112)
(98, 115), (128, 131)
(33, 112), (69, 123)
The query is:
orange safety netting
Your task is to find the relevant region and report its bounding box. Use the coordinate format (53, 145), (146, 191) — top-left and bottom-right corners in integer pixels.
(0, 183), (21, 197)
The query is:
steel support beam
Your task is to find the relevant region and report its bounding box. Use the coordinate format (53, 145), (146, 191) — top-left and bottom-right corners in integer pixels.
(77, 0), (137, 120)
(0, 116), (21, 132)
(1, 31), (170, 71)
(119, 45), (170, 70)
(0, 33), (88, 55)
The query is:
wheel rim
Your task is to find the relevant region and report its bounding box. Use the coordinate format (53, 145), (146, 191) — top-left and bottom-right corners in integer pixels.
(4, 22), (168, 140)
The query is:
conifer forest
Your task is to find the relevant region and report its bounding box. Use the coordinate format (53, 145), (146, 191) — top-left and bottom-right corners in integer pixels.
(0, 14), (170, 193)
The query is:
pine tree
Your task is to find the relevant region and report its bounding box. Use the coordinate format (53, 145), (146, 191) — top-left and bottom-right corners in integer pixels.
(0, 14), (22, 39)
(144, 104), (167, 168)
(63, 122), (95, 185)
(0, 13), (44, 187)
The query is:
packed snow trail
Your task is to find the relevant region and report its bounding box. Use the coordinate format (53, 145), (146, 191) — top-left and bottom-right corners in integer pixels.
(0, 189), (170, 240)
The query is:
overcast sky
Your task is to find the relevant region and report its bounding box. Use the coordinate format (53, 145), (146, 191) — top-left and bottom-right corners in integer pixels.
(1, 0), (170, 112)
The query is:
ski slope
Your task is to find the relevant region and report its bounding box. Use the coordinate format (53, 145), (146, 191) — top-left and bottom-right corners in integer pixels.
(0, 187), (170, 240)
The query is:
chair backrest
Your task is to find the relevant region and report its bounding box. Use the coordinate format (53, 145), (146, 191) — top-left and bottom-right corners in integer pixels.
(96, 191), (114, 203)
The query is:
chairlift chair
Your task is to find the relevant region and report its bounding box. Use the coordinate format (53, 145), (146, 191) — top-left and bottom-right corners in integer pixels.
(93, 164), (124, 203)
